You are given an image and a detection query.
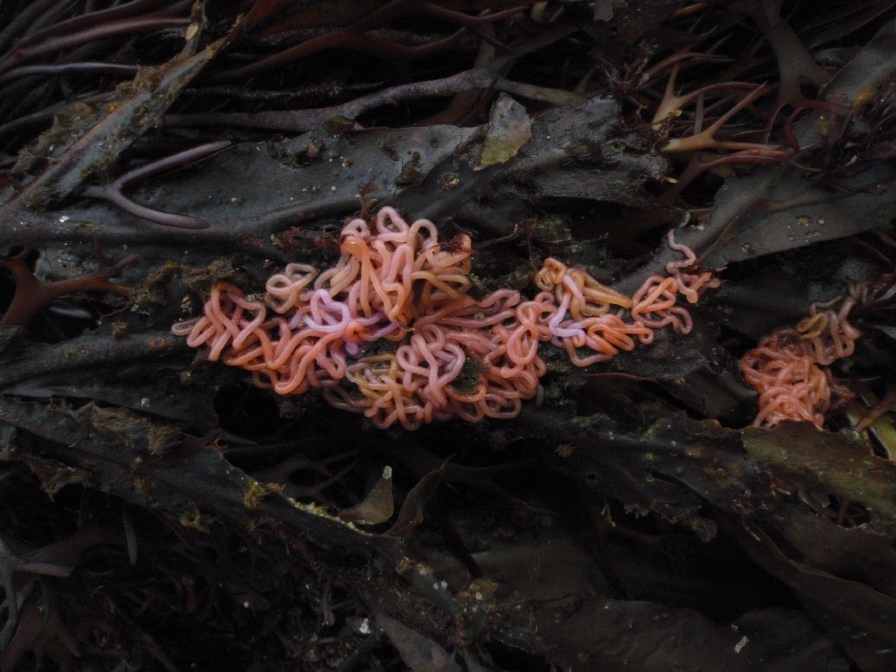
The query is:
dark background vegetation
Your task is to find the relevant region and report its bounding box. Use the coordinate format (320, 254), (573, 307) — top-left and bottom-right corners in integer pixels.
(1, 1), (896, 670)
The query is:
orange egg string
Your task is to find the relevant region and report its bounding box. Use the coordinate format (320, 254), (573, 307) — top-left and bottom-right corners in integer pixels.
(740, 289), (861, 429)
(174, 211), (720, 430)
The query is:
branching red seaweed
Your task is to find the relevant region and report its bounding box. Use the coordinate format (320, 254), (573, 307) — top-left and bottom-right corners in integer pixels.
(0, 245), (137, 327)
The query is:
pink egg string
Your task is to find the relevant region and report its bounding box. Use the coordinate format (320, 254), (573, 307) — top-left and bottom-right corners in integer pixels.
(740, 292), (860, 428)
(175, 212), (719, 430)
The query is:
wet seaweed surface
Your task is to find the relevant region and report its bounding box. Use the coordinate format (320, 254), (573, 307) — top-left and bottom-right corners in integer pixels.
(1, 1), (896, 670)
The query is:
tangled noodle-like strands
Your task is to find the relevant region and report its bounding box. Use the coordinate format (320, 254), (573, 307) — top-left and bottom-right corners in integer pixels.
(740, 290), (861, 429)
(173, 209), (718, 430)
